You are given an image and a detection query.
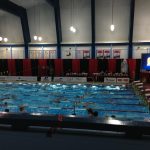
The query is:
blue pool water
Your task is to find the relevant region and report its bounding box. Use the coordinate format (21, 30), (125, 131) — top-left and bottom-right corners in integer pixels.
(0, 82), (149, 121)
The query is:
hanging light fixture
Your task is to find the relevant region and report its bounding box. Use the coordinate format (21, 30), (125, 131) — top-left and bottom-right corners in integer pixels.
(33, 6), (38, 41)
(38, 36), (42, 41)
(110, 24), (115, 32)
(4, 38), (8, 42)
(38, 5), (43, 42)
(33, 35), (38, 40)
(70, 26), (76, 33)
(70, 26), (74, 31)
(110, 0), (115, 32)
(0, 37), (3, 42)
(33, 5), (43, 41)
(69, 0), (77, 33)
(72, 27), (76, 33)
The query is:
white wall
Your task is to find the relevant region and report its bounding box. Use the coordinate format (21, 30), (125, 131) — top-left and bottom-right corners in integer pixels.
(60, 0), (91, 44)
(27, 3), (57, 44)
(0, 47), (24, 59)
(12, 47), (24, 59)
(0, 47), (11, 59)
(95, 0), (130, 43)
(133, 46), (150, 59)
(0, 13), (23, 44)
(133, 0), (150, 42)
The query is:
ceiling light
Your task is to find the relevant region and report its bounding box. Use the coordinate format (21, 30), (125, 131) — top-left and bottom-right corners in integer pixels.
(34, 35), (38, 40)
(4, 38), (8, 42)
(110, 0), (115, 32)
(0, 37), (3, 41)
(72, 27), (76, 33)
(70, 26), (74, 32)
(110, 24), (115, 32)
(38, 36), (42, 41)
(70, 26), (76, 33)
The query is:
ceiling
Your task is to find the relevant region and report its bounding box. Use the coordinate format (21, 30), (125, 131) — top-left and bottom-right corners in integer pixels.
(0, 10), (11, 17)
(0, 0), (47, 17)
(10, 0), (47, 9)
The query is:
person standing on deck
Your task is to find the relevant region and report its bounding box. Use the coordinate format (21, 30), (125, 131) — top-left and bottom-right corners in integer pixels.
(121, 59), (128, 74)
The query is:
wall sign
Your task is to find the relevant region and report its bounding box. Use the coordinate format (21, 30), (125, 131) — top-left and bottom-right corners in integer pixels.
(96, 50), (104, 59)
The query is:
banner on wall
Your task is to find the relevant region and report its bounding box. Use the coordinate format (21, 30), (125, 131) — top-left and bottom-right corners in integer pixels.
(44, 50), (56, 59)
(83, 50), (90, 59)
(61, 48), (73, 59)
(65, 48), (72, 57)
(44, 51), (49, 59)
(104, 49), (110, 59)
(50, 50), (56, 59)
(113, 49), (120, 59)
(37, 51), (42, 59)
(30, 51), (35, 59)
(30, 50), (42, 59)
(76, 50), (83, 59)
(0, 47), (11, 59)
(30, 50), (56, 59)
(96, 50), (104, 59)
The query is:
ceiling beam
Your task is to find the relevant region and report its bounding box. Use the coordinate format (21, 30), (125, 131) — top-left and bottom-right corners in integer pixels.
(0, 0), (31, 58)
(0, 0), (22, 17)
(46, 0), (55, 7)
(47, 0), (62, 58)
(128, 0), (135, 58)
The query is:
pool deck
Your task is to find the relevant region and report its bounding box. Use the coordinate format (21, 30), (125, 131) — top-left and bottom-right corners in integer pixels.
(0, 112), (150, 138)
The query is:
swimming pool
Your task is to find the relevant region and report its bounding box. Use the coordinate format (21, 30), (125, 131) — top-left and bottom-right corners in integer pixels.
(0, 82), (149, 121)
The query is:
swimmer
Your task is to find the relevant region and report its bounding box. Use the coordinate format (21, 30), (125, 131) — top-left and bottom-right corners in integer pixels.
(111, 115), (116, 118)
(93, 111), (98, 117)
(0, 102), (8, 107)
(83, 102), (89, 108)
(53, 98), (61, 103)
(5, 109), (9, 112)
(4, 102), (8, 107)
(0, 97), (10, 101)
(87, 108), (98, 117)
(19, 105), (27, 113)
(76, 95), (84, 99)
(87, 108), (94, 116)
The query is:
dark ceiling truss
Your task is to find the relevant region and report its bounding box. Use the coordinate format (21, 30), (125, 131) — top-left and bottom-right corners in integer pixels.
(47, 0), (62, 58)
(0, 0), (31, 58)
(128, 0), (135, 58)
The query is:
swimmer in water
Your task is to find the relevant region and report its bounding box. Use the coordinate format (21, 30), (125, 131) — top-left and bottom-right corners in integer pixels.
(0, 102), (8, 107)
(76, 95), (84, 99)
(0, 97), (10, 101)
(53, 98), (61, 103)
(19, 105), (27, 113)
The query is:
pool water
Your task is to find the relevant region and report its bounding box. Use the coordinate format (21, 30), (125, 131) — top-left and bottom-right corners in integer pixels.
(0, 82), (149, 121)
